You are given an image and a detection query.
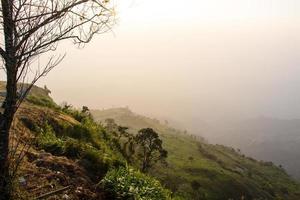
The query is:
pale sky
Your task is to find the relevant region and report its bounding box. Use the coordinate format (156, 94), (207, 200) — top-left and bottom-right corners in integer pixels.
(38, 0), (300, 123)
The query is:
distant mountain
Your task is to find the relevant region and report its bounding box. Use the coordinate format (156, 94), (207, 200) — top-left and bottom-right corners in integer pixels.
(91, 108), (300, 199)
(200, 117), (300, 180)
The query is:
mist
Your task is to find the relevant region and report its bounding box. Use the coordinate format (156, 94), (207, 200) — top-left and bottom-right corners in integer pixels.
(2, 0), (300, 197)
(37, 0), (300, 126)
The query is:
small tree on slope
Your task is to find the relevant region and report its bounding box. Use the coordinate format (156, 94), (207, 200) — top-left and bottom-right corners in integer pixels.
(135, 128), (168, 173)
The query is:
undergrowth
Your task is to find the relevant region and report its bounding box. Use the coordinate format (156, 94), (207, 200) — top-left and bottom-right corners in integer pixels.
(100, 167), (173, 200)
(33, 114), (125, 180)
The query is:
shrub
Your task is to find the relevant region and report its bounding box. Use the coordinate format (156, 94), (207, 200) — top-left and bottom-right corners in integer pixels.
(65, 124), (93, 142)
(61, 106), (90, 122)
(35, 122), (65, 155)
(100, 167), (172, 200)
(35, 113), (126, 181)
(80, 147), (110, 178)
(63, 138), (84, 158)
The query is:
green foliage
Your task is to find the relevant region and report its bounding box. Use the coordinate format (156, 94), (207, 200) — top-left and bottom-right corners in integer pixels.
(35, 122), (65, 155)
(63, 138), (84, 158)
(60, 104), (91, 123)
(79, 146), (113, 179)
(135, 128), (168, 172)
(65, 123), (93, 142)
(101, 167), (172, 200)
(26, 101), (300, 200)
(26, 95), (58, 109)
(92, 108), (300, 200)
(35, 118), (125, 180)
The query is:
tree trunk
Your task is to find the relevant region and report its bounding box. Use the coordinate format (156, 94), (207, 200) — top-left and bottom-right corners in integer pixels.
(0, 0), (17, 198)
(0, 117), (13, 200)
(0, 64), (17, 200)
(142, 147), (148, 173)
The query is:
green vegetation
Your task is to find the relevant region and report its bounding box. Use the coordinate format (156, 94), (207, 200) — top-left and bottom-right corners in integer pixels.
(100, 167), (172, 200)
(92, 107), (300, 200)
(135, 128), (168, 172)
(31, 113), (125, 180)
(26, 95), (58, 109)
(8, 86), (300, 199)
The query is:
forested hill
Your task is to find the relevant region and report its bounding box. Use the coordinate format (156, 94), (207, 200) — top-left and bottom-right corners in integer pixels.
(91, 107), (300, 199)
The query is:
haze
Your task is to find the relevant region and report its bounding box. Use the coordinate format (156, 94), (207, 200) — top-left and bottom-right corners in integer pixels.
(38, 0), (300, 124)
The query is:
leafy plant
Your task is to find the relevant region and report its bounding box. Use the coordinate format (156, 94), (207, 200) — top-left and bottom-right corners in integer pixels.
(100, 167), (172, 200)
(35, 117), (125, 181)
(35, 122), (65, 155)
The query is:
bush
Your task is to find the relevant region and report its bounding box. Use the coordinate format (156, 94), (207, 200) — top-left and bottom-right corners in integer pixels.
(35, 114), (126, 181)
(35, 122), (65, 155)
(63, 138), (84, 158)
(79, 147), (110, 179)
(100, 167), (172, 200)
(65, 124), (93, 142)
(61, 107), (89, 122)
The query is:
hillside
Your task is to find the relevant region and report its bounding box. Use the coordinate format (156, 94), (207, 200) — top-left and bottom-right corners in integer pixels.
(7, 88), (170, 199)
(2, 84), (300, 199)
(10, 98), (116, 199)
(92, 108), (300, 200)
(198, 118), (300, 180)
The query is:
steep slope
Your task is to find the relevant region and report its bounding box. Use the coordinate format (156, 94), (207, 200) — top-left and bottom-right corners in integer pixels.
(3, 87), (125, 199)
(92, 108), (300, 200)
(8, 86), (172, 200)
(3, 83), (300, 200)
(12, 105), (117, 199)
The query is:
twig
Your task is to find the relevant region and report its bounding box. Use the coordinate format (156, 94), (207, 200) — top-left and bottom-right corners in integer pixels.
(35, 185), (71, 200)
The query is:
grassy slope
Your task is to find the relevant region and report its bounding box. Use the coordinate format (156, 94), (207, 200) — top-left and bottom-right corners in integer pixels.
(3, 82), (299, 199)
(91, 108), (300, 200)
(3, 86), (125, 199)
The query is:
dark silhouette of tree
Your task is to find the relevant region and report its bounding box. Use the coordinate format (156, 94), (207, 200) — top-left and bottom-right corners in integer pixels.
(82, 106), (89, 114)
(81, 106), (92, 120)
(0, 0), (114, 198)
(116, 126), (135, 162)
(117, 125), (129, 140)
(61, 101), (72, 111)
(122, 132), (135, 162)
(135, 128), (168, 172)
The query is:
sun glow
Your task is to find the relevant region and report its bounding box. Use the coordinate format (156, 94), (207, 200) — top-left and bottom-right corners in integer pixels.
(115, 0), (299, 26)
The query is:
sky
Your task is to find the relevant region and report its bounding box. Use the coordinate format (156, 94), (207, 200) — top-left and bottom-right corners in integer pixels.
(37, 0), (300, 124)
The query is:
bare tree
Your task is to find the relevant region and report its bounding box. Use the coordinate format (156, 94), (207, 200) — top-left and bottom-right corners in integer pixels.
(0, 0), (115, 199)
